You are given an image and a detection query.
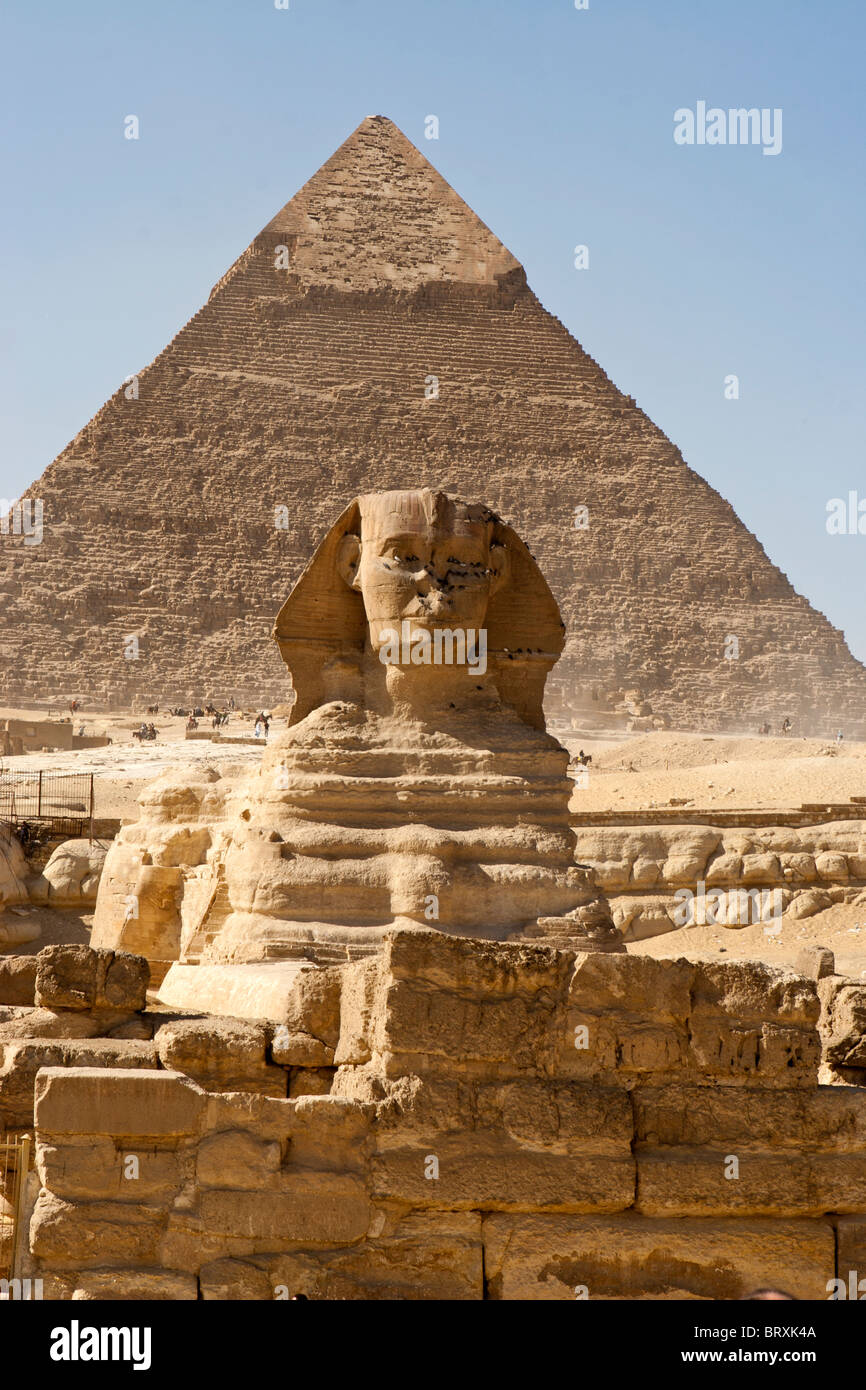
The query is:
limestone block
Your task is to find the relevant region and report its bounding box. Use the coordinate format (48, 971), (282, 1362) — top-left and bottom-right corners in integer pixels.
(705, 853), (742, 885)
(795, 945), (835, 980)
(630, 858), (661, 887)
(370, 1082), (634, 1211)
(740, 853), (782, 885)
(30, 1192), (167, 1268)
(369, 932), (573, 1078)
(34, 1067), (205, 1137)
(786, 888), (832, 919)
(635, 1151), (866, 1217)
(333, 957), (379, 1065)
(820, 984), (866, 1068)
(63, 1269), (198, 1300)
(158, 961), (314, 1022)
(265, 1211), (484, 1301)
(570, 953), (694, 1021)
(34, 945), (98, 1011)
(691, 960), (819, 1029)
(0, 915), (41, 949)
(37, 1137), (184, 1203)
(271, 1027), (334, 1068)
(154, 1017), (285, 1096)
(0, 1006), (107, 1042)
(197, 1130), (282, 1189)
(35, 945), (149, 1013)
(617, 899), (678, 942)
(33, 838), (109, 908)
(289, 1067), (334, 1096)
(1, 1038), (158, 1127)
(200, 1171), (370, 1246)
(0, 955), (37, 1006)
(0, 830), (30, 908)
(592, 860), (632, 890)
(815, 852), (849, 882)
(482, 1213), (835, 1300)
(633, 1085), (866, 1151)
(284, 1094), (372, 1172)
(781, 853), (818, 883)
(836, 1217), (866, 1292)
(199, 1257), (273, 1300)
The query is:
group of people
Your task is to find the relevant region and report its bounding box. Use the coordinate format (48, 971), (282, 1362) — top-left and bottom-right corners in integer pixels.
(133, 722), (157, 742)
(758, 718), (793, 736)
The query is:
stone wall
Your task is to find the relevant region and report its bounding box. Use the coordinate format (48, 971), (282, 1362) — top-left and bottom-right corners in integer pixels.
(9, 933), (866, 1300)
(576, 819), (866, 940)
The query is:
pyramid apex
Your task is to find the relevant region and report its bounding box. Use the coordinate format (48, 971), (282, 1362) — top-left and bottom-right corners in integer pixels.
(253, 114), (522, 294)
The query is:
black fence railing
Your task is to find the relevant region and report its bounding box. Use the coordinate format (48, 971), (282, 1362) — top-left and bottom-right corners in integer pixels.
(0, 770), (94, 838)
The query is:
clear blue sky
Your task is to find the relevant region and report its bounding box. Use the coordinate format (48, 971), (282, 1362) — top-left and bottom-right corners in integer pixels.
(2, 0), (864, 655)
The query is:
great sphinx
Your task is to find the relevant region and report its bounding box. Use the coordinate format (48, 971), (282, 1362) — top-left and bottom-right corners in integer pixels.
(92, 489), (622, 980)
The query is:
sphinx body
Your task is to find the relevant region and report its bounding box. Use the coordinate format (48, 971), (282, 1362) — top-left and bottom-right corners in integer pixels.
(93, 489), (620, 970)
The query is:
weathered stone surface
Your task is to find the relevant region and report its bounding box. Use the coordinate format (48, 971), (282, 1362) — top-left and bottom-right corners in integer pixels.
(271, 1027), (334, 1068)
(35, 945), (149, 1013)
(37, 1137), (185, 1203)
(197, 1130), (282, 1190)
(198, 1257), (272, 1300)
(58, 1269), (198, 1300)
(635, 1151), (866, 1218)
(288, 1067), (334, 1097)
(836, 1217), (866, 1292)
(819, 982), (866, 1069)
(154, 1017), (285, 1095)
(0, 1038), (158, 1127)
(30, 839), (109, 908)
(795, 945), (836, 980)
(0, 955), (37, 1006)
(30, 1192), (166, 1268)
(266, 1211), (484, 1301)
(482, 1213), (835, 1300)
(34, 1067), (205, 1137)
(200, 1172), (370, 1246)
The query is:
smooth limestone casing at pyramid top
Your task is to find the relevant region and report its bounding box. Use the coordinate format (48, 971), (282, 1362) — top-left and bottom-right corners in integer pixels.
(2, 116), (865, 732)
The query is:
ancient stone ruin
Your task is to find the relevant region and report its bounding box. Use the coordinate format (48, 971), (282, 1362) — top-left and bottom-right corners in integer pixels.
(3, 115), (865, 733)
(1, 936), (866, 1300)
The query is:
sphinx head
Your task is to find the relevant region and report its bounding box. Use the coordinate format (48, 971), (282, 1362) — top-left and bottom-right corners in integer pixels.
(336, 490), (509, 655)
(273, 487), (565, 730)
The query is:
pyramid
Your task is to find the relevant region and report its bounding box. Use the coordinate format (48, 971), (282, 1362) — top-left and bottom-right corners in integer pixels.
(3, 115), (865, 734)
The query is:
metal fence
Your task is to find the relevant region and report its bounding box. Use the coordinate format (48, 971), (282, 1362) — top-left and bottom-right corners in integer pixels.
(0, 1134), (32, 1287)
(0, 770), (94, 838)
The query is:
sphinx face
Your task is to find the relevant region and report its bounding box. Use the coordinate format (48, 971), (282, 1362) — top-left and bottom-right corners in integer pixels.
(343, 491), (506, 653)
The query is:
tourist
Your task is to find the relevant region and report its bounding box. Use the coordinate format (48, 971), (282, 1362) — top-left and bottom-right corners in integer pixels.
(254, 717), (263, 739)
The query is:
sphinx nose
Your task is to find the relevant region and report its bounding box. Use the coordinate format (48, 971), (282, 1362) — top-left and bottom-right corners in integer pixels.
(413, 566), (447, 592)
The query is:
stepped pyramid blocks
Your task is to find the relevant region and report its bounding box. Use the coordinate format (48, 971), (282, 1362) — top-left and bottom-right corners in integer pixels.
(2, 114), (865, 731)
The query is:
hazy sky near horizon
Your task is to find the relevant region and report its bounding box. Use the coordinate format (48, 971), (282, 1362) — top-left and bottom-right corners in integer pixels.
(2, 1), (864, 658)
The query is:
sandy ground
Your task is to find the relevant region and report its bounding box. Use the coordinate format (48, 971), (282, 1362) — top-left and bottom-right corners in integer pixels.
(631, 899), (866, 979)
(2, 710), (865, 976)
(0, 706), (271, 819)
(565, 732), (866, 812)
